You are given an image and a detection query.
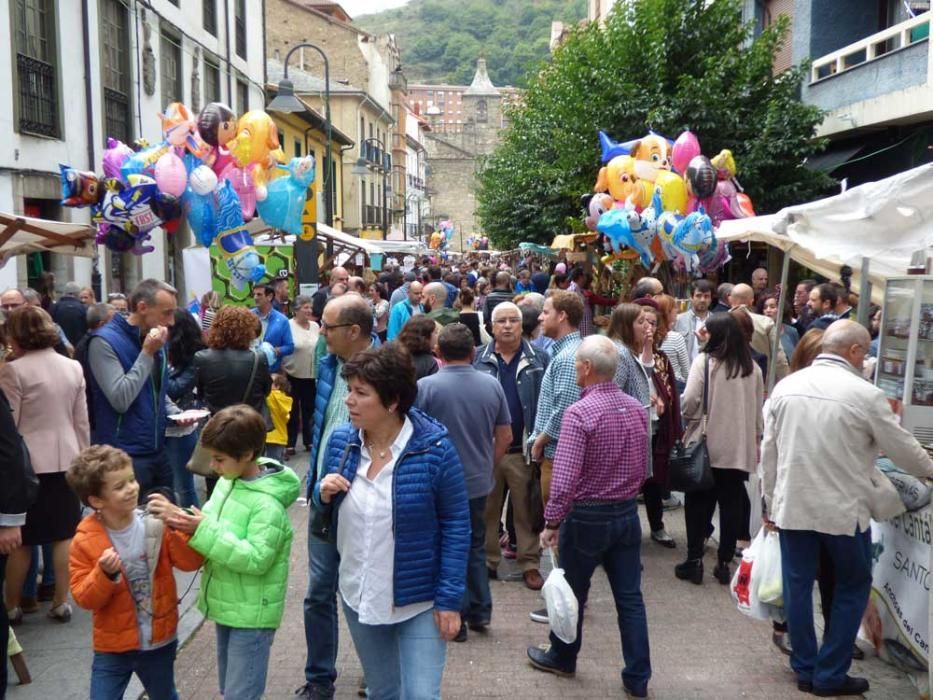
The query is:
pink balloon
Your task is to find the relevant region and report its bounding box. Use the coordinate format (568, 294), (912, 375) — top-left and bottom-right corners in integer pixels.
(672, 130), (701, 175)
(221, 165), (257, 220)
(154, 152), (188, 197)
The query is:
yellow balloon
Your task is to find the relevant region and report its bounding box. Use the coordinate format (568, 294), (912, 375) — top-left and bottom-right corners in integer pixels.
(654, 170), (688, 215)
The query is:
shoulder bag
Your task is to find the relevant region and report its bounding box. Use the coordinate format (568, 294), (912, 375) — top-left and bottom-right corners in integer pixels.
(310, 443), (353, 542)
(186, 351), (263, 476)
(668, 354), (714, 492)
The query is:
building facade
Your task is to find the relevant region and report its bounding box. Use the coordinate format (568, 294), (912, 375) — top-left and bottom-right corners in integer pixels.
(1, 0), (265, 299)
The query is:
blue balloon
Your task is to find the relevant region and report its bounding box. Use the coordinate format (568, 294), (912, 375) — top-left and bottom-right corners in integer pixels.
(256, 156), (316, 235)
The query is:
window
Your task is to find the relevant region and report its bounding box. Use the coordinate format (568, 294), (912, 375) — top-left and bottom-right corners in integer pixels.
(235, 0), (246, 59)
(204, 58), (221, 103)
(160, 31), (183, 107)
(14, 0), (59, 137)
(203, 0), (217, 36)
(100, 0), (131, 143)
(294, 138), (302, 158)
(236, 78), (248, 115)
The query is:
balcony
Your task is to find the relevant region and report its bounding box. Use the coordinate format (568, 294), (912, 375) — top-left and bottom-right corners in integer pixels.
(802, 11), (932, 136)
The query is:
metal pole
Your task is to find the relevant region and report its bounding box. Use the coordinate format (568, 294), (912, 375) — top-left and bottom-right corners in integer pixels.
(856, 256), (871, 327)
(768, 248), (793, 393)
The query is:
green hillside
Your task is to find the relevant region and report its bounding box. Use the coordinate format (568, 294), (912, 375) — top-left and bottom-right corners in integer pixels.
(355, 0), (586, 87)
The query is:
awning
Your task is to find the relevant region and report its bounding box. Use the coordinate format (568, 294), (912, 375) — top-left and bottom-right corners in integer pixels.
(0, 212), (97, 262)
(369, 239), (431, 256)
(519, 242), (559, 257)
(804, 143), (865, 173)
(246, 219), (383, 256)
(550, 232), (598, 250)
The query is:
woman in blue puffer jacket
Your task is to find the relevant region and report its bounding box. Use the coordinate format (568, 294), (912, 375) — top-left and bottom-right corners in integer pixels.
(316, 342), (470, 700)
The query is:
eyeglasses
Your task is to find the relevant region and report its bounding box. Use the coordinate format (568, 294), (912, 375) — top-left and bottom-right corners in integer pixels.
(493, 317), (522, 325)
(321, 321), (354, 332)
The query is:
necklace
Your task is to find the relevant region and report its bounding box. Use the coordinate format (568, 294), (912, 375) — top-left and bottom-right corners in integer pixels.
(365, 441), (391, 459)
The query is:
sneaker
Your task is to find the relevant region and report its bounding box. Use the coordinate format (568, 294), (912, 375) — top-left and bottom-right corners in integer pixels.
(650, 528), (676, 548)
(47, 602), (72, 622)
(294, 684), (334, 699)
(529, 607), (549, 624)
(662, 496), (682, 511)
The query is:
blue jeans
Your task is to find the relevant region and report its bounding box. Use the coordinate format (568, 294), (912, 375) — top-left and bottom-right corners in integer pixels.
(780, 527), (872, 690)
(22, 543), (55, 598)
(462, 495), (492, 624)
(165, 431), (200, 508)
(303, 526), (340, 690)
(215, 624), (275, 699)
(343, 602), (446, 700)
(130, 449), (174, 503)
(548, 501), (651, 693)
(90, 640), (178, 700)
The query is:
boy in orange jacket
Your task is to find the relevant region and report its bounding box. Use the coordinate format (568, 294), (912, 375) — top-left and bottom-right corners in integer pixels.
(67, 445), (202, 699)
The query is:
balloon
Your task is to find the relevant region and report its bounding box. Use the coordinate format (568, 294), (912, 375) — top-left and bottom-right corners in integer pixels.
(154, 152), (188, 197)
(630, 133), (672, 183)
(596, 191), (660, 268)
(97, 224), (154, 255)
(594, 155), (649, 208)
(581, 192), (614, 231)
(59, 165), (103, 207)
(102, 138), (134, 181)
(214, 181), (265, 289)
(159, 102), (207, 157)
(698, 238), (732, 274)
(670, 207), (715, 274)
(672, 131), (701, 174)
(189, 165), (218, 195)
(93, 175), (180, 237)
(197, 102), (237, 148)
(685, 155), (717, 199)
(653, 170), (688, 215)
(256, 155), (316, 235)
(121, 142), (171, 181)
(736, 192), (756, 217)
(221, 165), (257, 219)
(710, 149), (736, 179)
(227, 110), (286, 201)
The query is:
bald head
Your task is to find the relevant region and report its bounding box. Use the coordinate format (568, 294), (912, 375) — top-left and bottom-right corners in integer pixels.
(423, 282), (447, 310)
(576, 335), (619, 384)
(730, 283), (755, 307)
(322, 293), (373, 359)
(821, 320), (870, 370)
(329, 266), (349, 289)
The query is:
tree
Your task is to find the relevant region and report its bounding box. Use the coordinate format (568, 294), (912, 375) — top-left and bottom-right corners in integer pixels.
(476, 0), (833, 249)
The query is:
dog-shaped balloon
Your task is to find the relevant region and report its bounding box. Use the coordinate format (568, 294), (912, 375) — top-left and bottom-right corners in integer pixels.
(593, 156), (651, 209)
(227, 110), (286, 202)
(597, 192), (661, 268)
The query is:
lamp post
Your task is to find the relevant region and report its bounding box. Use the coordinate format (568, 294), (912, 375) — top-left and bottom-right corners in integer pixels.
(267, 42), (333, 286)
(352, 137), (391, 239)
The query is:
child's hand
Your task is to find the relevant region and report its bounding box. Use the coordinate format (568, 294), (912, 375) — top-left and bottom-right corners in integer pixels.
(146, 493), (178, 521)
(99, 547), (122, 576)
(167, 507), (204, 534)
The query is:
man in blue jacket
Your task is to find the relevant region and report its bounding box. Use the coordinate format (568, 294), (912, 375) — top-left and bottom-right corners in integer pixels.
(386, 281), (423, 340)
(252, 283), (294, 372)
(87, 279), (177, 498)
(297, 294), (377, 700)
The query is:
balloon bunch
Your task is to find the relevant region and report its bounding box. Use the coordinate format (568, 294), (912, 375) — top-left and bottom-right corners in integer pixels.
(60, 101), (305, 286)
(587, 129), (753, 275)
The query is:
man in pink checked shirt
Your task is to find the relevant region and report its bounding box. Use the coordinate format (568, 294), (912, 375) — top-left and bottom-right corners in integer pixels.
(526, 335), (652, 699)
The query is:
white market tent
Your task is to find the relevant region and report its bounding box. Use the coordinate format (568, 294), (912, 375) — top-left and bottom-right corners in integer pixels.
(0, 212), (97, 264)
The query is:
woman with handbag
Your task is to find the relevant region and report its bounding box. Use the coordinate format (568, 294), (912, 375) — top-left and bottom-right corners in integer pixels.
(607, 302), (680, 548)
(315, 343), (470, 699)
(193, 306), (272, 496)
(676, 313), (763, 586)
(165, 309), (206, 508)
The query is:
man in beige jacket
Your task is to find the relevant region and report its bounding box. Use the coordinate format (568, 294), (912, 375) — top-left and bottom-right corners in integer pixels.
(760, 320), (933, 697)
(730, 283), (789, 380)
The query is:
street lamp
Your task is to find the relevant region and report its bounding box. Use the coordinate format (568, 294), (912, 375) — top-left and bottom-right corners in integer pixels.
(352, 137), (390, 239)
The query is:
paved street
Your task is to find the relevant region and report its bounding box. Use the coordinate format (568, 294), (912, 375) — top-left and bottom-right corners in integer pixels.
(3, 459), (918, 699)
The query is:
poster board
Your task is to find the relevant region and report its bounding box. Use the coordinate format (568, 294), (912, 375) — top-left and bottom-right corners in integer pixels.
(209, 242), (295, 307)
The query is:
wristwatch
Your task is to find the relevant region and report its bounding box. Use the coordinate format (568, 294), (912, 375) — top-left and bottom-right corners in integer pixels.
(545, 520), (562, 530)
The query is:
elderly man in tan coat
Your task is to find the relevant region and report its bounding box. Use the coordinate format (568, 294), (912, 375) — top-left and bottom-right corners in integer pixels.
(729, 283), (789, 380)
(761, 320), (933, 697)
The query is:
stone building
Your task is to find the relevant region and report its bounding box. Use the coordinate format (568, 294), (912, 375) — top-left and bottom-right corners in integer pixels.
(422, 57), (508, 245)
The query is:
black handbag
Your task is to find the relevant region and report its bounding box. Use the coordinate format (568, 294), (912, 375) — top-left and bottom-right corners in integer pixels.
(668, 354), (714, 493)
(309, 444), (352, 541)
(527, 460), (545, 534)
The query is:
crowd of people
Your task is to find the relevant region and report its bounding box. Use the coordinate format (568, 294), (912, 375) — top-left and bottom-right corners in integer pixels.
(0, 254), (928, 700)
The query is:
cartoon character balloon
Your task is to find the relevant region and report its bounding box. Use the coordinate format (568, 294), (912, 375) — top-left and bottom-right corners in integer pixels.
(59, 165), (103, 207)
(255, 155), (316, 235)
(597, 192), (660, 268)
(213, 180), (265, 289)
(102, 138), (135, 181)
(197, 102), (238, 175)
(594, 156), (650, 209)
(629, 133), (672, 183)
(159, 102), (207, 158)
(685, 155), (717, 200)
(670, 207), (715, 274)
(581, 192), (614, 231)
(227, 110), (286, 201)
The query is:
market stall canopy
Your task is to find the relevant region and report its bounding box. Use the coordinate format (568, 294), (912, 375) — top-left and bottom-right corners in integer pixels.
(550, 232), (598, 250)
(519, 242), (559, 257)
(0, 212), (97, 262)
(245, 218), (382, 256)
(370, 239), (431, 257)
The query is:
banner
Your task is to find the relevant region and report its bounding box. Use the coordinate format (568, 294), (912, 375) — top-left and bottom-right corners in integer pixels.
(209, 243), (294, 306)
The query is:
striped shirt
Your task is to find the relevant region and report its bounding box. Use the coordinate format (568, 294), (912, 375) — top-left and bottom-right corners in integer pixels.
(544, 381), (649, 523)
(530, 331), (582, 459)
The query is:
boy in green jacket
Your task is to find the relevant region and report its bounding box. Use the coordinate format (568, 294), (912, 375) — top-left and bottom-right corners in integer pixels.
(162, 404), (300, 699)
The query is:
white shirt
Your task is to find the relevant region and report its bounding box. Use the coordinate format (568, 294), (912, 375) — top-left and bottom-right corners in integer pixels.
(282, 318), (319, 379)
(337, 417), (431, 625)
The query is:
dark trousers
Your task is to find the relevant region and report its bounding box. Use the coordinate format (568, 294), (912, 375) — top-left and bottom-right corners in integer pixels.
(130, 449), (173, 503)
(549, 501), (651, 693)
(774, 542), (835, 633)
(462, 496), (492, 624)
(286, 376), (316, 450)
(684, 467), (747, 562)
(1, 553), (8, 698)
(90, 640), (178, 699)
(303, 527), (340, 691)
(780, 528), (872, 690)
(642, 478), (664, 533)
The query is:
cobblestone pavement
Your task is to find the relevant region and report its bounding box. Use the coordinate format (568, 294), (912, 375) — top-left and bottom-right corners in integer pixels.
(173, 483), (919, 700)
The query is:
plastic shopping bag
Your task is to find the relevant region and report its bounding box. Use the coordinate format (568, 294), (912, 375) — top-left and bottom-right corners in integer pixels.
(731, 529), (771, 620)
(542, 547), (579, 644)
(756, 530), (783, 606)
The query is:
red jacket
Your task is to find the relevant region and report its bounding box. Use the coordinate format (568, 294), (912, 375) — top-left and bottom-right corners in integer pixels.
(69, 513), (203, 653)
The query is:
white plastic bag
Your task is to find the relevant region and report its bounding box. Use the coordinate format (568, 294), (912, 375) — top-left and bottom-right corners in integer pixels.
(756, 530), (783, 606)
(542, 547), (579, 644)
(730, 528), (771, 620)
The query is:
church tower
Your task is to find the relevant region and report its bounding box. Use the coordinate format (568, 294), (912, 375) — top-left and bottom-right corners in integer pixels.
(461, 56), (502, 155)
